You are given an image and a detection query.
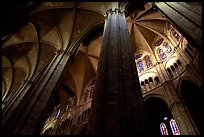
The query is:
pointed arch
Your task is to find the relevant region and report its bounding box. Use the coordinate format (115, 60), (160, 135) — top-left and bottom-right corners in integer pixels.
(137, 59), (144, 73)
(143, 55), (153, 69)
(144, 97), (175, 135)
(157, 48), (167, 60)
(163, 42), (173, 54)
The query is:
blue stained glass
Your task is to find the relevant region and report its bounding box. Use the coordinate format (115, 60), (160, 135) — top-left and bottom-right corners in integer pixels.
(163, 42), (172, 54)
(172, 30), (180, 41)
(56, 109), (60, 118)
(144, 56), (153, 68)
(135, 53), (143, 60)
(53, 109), (60, 118)
(160, 123), (169, 135)
(170, 119), (180, 135)
(158, 48), (167, 60)
(155, 38), (163, 46)
(137, 60), (144, 73)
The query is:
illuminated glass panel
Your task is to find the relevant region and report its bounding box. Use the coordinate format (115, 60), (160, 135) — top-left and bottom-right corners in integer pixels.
(163, 42), (172, 54)
(144, 55), (153, 68)
(155, 38), (163, 46)
(160, 123), (169, 135)
(170, 119), (180, 135)
(56, 109), (61, 118)
(171, 29), (181, 42)
(135, 53), (143, 60)
(158, 48), (167, 60)
(137, 60), (144, 73)
(163, 117), (168, 120)
(52, 107), (61, 118)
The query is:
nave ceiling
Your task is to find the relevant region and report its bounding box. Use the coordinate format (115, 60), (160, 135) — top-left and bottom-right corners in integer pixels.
(2, 2), (168, 106)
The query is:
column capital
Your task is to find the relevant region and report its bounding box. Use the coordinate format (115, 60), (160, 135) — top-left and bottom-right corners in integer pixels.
(57, 49), (65, 55)
(57, 49), (73, 56)
(65, 49), (74, 56)
(105, 8), (125, 16)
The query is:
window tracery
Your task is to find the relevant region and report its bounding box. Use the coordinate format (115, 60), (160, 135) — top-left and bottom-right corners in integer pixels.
(135, 53), (143, 60)
(170, 119), (180, 135)
(163, 42), (172, 54)
(144, 55), (153, 69)
(155, 38), (163, 46)
(160, 123), (169, 135)
(158, 48), (167, 60)
(137, 60), (144, 73)
(171, 29), (181, 42)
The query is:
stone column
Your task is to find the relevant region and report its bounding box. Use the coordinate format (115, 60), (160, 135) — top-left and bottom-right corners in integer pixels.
(2, 50), (73, 135)
(154, 2), (202, 54)
(87, 9), (145, 135)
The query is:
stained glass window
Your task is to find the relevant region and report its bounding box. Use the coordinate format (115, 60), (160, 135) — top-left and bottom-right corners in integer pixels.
(135, 53), (143, 60)
(155, 38), (163, 46)
(171, 29), (181, 42)
(160, 123), (169, 135)
(144, 55), (153, 69)
(137, 60), (144, 73)
(158, 48), (167, 60)
(53, 108), (61, 118)
(163, 42), (172, 54)
(170, 119), (180, 135)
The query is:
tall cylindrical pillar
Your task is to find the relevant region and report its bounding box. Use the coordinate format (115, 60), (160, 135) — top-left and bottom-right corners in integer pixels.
(87, 9), (145, 135)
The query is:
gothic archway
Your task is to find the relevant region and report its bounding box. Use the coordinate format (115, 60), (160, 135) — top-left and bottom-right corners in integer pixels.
(144, 97), (179, 135)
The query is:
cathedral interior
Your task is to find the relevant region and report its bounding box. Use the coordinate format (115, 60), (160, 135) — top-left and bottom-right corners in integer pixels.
(2, 2), (203, 135)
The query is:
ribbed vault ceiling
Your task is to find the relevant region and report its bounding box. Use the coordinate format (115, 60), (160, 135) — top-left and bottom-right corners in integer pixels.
(2, 2), (108, 103)
(2, 2), (167, 106)
(127, 4), (166, 56)
(62, 3), (167, 105)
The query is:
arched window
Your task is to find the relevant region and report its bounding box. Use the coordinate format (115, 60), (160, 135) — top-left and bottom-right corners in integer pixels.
(135, 53), (143, 60)
(155, 38), (163, 46)
(171, 29), (181, 42)
(158, 48), (167, 60)
(170, 119), (180, 135)
(163, 42), (172, 54)
(144, 55), (153, 69)
(177, 60), (181, 65)
(137, 60), (144, 73)
(160, 123), (169, 135)
(53, 108), (61, 118)
(145, 97), (175, 135)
